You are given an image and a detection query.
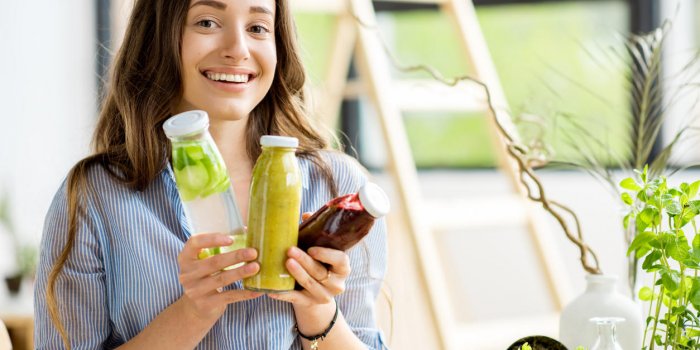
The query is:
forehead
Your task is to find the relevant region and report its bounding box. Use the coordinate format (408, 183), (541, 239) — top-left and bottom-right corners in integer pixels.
(188, 0), (276, 13)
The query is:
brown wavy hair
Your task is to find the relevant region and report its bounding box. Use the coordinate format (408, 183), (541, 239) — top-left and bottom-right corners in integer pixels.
(46, 0), (337, 348)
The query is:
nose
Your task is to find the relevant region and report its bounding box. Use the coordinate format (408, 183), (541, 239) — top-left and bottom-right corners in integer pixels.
(221, 27), (250, 61)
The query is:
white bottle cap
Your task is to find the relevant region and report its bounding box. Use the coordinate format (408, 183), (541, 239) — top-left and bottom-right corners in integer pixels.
(163, 110), (209, 138)
(358, 182), (390, 218)
(260, 135), (299, 148)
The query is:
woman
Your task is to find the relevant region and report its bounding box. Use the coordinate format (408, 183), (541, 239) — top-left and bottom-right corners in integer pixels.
(33, 0), (387, 349)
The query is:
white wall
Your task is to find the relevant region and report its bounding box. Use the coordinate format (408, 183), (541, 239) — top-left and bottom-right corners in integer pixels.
(0, 1), (96, 260)
(661, 1), (700, 165)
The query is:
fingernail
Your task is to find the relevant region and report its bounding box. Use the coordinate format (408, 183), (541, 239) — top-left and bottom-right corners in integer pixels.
(289, 246), (301, 257)
(221, 235), (234, 244)
(245, 249), (258, 259)
(245, 263), (258, 273)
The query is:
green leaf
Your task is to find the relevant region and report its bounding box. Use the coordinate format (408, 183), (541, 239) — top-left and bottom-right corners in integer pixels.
(671, 305), (687, 316)
(620, 177), (642, 191)
(661, 270), (681, 292)
(627, 231), (657, 256)
(681, 209), (696, 228)
(693, 235), (700, 251)
(638, 206), (660, 227)
(689, 200), (700, 214)
(621, 192), (634, 205)
(687, 327), (700, 338)
(667, 236), (691, 262)
(642, 250), (662, 270)
(623, 213), (632, 230)
(665, 200), (682, 216)
(689, 180), (700, 198)
(520, 343), (532, 350)
(639, 286), (654, 301)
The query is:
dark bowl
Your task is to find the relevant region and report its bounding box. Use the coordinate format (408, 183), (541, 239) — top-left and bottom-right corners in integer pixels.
(507, 335), (568, 350)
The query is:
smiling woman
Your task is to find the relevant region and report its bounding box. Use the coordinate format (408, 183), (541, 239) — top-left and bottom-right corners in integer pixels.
(33, 0), (388, 349)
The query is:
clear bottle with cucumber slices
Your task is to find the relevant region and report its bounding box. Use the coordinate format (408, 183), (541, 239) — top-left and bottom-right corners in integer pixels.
(163, 110), (246, 261)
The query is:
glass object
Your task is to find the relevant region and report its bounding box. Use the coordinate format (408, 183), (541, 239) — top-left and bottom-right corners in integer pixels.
(298, 182), (389, 251)
(559, 274), (642, 349)
(590, 317), (625, 350)
(244, 136), (302, 293)
(163, 110), (246, 261)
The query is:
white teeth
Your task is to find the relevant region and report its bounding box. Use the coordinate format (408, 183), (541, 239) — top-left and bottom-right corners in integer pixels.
(205, 72), (250, 83)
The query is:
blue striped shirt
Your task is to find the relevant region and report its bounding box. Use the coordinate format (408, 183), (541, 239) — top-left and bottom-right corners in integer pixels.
(34, 151), (387, 349)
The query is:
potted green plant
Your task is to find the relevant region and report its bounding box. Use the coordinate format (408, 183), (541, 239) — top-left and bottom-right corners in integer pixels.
(621, 165), (700, 348)
(0, 193), (37, 295)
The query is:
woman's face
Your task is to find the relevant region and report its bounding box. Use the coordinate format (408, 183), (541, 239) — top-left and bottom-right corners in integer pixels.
(177, 0), (277, 121)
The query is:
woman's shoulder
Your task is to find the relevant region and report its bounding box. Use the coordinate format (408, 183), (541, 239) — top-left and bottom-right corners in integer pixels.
(52, 158), (155, 208)
(314, 150), (369, 194)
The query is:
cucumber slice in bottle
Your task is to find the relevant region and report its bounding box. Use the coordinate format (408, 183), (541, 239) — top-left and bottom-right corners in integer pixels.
(174, 163), (210, 194)
(184, 144), (206, 161)
(177, 187), (197, 202)
(172, 146), (188, 170)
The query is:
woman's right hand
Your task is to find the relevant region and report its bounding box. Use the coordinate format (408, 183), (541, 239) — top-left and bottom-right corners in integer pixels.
(177, 233), (262, 322)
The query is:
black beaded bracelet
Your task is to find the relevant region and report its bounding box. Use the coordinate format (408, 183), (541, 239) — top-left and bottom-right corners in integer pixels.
(295, 301), (339, 348)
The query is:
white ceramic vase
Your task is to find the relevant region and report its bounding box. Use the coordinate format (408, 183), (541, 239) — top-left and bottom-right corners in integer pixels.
(559, 274), (643, 350)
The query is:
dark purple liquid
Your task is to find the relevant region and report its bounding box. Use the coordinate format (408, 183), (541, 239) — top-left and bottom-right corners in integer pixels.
(297, 193), (376, 251)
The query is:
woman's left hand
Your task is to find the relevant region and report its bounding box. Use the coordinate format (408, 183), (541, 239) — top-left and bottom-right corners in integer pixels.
(269, 245), (351, 307)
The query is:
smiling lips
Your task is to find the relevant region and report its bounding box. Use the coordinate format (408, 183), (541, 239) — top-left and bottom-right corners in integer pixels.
(205, 72), (250, 83)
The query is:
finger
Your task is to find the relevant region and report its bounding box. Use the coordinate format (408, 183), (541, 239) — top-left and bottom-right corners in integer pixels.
(179, 233), (234, 263)
(211, 289), (264, 306)
(301, 212), (313, 221)
(288, 246), (327, 281)
(183, 248), (257, 280)
(286, 259), (333, 304)
(187, 263), (260, 298)
(308, 247), (351, 276)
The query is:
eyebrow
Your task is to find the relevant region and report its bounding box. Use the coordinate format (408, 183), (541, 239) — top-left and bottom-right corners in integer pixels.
(190, 0), (226, 10)
(250, 5), (273, 16)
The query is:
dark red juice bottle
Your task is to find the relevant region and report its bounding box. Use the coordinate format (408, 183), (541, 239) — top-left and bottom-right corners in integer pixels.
(298, 182), (390, 251)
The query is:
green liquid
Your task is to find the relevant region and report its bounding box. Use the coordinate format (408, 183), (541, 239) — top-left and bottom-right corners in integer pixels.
(198, 233), (248, 270)
(244, 147), (301, 293)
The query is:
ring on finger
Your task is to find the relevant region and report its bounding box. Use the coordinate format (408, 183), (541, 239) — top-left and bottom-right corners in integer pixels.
(317, 269), (331, 284)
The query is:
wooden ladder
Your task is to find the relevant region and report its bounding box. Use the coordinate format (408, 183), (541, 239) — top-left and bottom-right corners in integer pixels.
(293, 1), (574, 348)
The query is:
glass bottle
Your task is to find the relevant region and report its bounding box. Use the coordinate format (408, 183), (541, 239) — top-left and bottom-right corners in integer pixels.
(163, 110), (246, 260)
(589, 317), (625, 350)
(244, 136), (302, 293)
(298, 182), (390, 251)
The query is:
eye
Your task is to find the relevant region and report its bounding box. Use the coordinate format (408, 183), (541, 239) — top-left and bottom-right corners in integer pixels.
(249, 25), (271, 35)
(196, 19), (219, 29)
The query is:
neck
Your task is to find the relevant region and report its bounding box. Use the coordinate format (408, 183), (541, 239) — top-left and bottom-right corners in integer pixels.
(209, 118), (253, 175)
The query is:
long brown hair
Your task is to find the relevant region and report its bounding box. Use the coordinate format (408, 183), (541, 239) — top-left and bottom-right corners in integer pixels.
(47, 0), (336, 347)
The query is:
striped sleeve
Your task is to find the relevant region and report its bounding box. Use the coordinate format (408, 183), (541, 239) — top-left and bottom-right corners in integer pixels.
(34, 176), (111, 349)
(326, 153), (388, 349)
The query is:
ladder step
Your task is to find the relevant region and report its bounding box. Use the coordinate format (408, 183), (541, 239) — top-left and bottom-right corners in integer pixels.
(425, 195), (528, 232)
(344, 79), (489, 113)
(394, 79), (489, 113)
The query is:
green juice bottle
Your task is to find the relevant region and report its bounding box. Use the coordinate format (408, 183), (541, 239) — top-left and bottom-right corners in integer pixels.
(244, 136), (302, 293)
(163, 110), (246, 261)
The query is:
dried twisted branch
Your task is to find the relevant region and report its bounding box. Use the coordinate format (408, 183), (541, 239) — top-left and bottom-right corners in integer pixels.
(352, 14), (602, 274)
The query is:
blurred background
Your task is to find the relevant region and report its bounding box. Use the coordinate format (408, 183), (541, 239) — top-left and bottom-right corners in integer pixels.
(2, 0), (700, 349)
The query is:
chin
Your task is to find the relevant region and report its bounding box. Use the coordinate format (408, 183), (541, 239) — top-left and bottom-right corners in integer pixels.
(207, 107), (250, 122)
